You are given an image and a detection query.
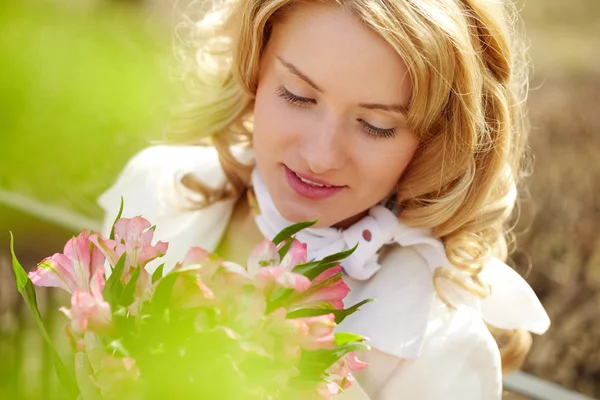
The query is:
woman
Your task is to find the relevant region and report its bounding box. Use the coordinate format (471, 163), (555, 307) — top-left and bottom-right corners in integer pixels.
(99, 0), (550, 398)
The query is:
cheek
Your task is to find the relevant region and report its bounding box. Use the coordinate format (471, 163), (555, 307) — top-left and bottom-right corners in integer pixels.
(253, 88), (299, 153)
(360, 141), (418, 192)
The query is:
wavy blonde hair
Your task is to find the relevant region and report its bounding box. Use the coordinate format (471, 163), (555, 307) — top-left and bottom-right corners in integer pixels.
(167, 0), (532, 372)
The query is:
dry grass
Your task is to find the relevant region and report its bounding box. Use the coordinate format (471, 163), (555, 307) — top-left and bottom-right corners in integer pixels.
(516, 76), (600, 397)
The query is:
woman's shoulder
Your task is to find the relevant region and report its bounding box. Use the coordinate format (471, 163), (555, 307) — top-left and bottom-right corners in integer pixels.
(352, 245), (501, 399)
(345, 242), (500, 350)
(102, 145), (225, 194)
(379, 245), (499, 346)
(372, 298), (502, 399)
(98, 145), (229, 210)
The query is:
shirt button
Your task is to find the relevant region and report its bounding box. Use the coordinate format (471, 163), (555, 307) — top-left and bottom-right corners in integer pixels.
(362, 229), (372, 242)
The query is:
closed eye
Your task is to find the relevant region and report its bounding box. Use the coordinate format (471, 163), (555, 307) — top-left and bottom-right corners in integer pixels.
(276, 85), (397, 140)
(358, 119), (397, 139)
(276, 86), (316, 108)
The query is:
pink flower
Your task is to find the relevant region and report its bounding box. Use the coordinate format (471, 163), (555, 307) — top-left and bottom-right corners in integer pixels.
(171, 247), (218, 305)
(262, 307), (302, 362)
(286, 266), (350, 310)
(91, 355), (140, 398)
(91, 217), (168, 272)
(247, 239), (280, 271)
(29, 230), (106, 293)
(181, 246), (211, 268)
(172, 273), (214, 309)
(280, 239), (307, 270)
(60, 271), (113, 335)
(326, 352), (368, 394)
(256, 267), (311, 296)
(292, 314), (336, 351)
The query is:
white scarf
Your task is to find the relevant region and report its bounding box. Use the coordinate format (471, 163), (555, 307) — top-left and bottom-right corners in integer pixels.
(251, 168), (551, 337)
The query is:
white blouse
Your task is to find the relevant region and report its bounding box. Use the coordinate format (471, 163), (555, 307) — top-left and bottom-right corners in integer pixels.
(98, 145), (550, 400)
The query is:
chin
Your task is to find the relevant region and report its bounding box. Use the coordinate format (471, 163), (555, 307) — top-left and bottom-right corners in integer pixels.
(274, 200), (332, 228)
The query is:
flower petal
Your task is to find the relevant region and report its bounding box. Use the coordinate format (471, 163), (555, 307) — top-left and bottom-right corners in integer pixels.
(312, 265), (343, 285)
(62, 274), (112, 335)
(90, 233), (120, 267)
(280, 239), (308, 271)
(256, 267), (311, 294)
(247, 239), (280, 272)
(29, 254), (77, 293)
(114, 217), (151, 244)
(182, 247), (211, 267)
(294, 314), (336, 350)
(287, 268), (349, 310)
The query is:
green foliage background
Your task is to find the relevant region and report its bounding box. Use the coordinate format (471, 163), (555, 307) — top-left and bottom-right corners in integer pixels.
(0, 0), (174, 219)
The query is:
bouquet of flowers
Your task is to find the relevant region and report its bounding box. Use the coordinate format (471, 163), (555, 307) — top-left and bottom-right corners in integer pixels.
(10, 202), (372, 399)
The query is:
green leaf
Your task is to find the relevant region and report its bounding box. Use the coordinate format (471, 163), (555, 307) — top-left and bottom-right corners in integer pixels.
(9, 233), (78, 397)
(293, 260), (342, 281)
(287, 298), (375, 324)
(152, 263), (164, 284)
(334, 332), (367, 347)
(299, 341), (371, 378)
(290, 260), (320, 276)
(108, 339), (130, 357)
(109, 196), (124, 241)
(151, 265), (201, 313)
(330, 341), (371, 362)
(319, 243), (358, 264)
(272, 220), (317, 245)
(118, 267), (140, 307)
(277, 238), (294, 260)
(103, 253), (127, 308)
(10, 232), (52, 344)
(291, 244), (358, 281)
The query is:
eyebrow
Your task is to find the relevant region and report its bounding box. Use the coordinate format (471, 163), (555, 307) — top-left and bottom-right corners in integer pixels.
(277, 56), (409, 116)
(277, 56), (323, 93)
(358, 102), (408, 115)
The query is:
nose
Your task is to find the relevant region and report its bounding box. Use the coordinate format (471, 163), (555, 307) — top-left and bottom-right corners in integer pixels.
(299, 118), (347, 174)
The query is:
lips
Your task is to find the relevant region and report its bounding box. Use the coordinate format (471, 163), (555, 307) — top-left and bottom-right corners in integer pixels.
(284, 165), (344, 200)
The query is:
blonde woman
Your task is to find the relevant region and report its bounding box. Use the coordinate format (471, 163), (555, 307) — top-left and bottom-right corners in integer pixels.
(99, 0), (550, 398)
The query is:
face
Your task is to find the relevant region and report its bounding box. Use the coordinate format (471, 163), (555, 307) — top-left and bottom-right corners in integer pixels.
(253, 3), (418, 228)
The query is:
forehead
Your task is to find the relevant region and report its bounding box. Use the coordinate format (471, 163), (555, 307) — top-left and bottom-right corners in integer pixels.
(264, 3), (412, 104)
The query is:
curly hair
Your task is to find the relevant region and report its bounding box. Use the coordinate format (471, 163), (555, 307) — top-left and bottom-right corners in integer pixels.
(166, 0), (533, 372)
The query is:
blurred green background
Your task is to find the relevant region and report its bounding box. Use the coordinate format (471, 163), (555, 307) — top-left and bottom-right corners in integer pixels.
(0, 0), (598, 399)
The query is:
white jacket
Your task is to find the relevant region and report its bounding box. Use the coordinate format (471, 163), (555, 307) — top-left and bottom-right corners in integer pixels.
(98, 145), (550, 400)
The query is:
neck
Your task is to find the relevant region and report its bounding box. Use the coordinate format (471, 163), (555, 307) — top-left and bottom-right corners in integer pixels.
(332, 210), (369, 230)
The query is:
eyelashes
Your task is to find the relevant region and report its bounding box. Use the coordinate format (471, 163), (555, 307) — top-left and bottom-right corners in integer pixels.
(357, 119), (397, 139)
(275, 86), (397, 139)
(275, 86), (316, 107)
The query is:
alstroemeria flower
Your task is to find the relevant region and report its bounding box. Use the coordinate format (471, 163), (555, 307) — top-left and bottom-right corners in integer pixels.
(256, 267), (311, 296)
(91, 216), (168, 273)
(280, 239), (308, 271)
(29, 230), (106, 293)
(292, 314), (336, 351)
(326, 351), (368, 394)
(92, 355), (141, 399)
(247, 239), (280, 271)
(181, 246), (212, 268)
(286, 266), (350, 310)
(60, 270), (113, 335)
(172, 247), (215, 302)
(261, 307), (302, 362)
(172, 273), (214, 309)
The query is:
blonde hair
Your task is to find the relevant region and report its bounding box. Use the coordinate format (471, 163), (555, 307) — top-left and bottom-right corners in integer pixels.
(167, 0), (532, 372)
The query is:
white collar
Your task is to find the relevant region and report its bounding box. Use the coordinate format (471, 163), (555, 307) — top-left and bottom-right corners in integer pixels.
(252, 168), (550, 358)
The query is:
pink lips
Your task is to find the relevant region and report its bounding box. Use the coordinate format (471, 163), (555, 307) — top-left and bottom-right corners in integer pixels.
(284, 166), (344, 200)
